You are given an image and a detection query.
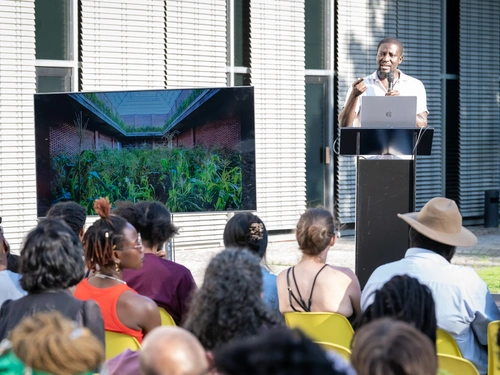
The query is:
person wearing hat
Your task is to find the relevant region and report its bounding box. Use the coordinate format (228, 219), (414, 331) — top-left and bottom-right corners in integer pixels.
(360, 197), (500, 375)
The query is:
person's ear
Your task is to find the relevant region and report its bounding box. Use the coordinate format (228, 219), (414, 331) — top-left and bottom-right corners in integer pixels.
(79, 227), (85, 241)
(330, 234), (337, 246)
(399, 55), (404, 64)
(2, 237), (10, 255)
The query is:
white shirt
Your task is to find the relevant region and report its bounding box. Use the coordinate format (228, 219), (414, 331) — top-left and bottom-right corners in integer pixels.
(0, 270), (26, 308)
(361, 248), (500, 375)
(344, 70), (428, 127)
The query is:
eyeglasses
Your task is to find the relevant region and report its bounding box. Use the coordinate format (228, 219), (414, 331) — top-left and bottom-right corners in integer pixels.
(116, 233), (143, 251)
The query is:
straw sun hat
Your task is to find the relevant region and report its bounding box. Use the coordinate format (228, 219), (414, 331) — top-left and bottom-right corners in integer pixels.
(397, 197), (477, 247)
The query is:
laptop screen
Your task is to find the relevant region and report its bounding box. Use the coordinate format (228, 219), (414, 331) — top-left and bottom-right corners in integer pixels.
(360, 96), (417, 128)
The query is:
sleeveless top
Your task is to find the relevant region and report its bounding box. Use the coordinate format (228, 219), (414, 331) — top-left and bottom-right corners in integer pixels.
(74, 279), (143, 343)
(286, 264), (328, 312)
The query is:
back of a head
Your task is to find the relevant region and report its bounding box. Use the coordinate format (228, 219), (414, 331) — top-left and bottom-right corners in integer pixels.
(223, 213), (268, 259)
(351, 318), (437, 375)
(19, 218), (85, 293)
(357, 275), (437, 344)
(296, 208), (335, 256)
(183, 248), (279, 350)
(214, 327), (348, 375)
(46, 201), (87, 237)
(9, 311), (104, 375)
(113, 201), (177, 247)
(140, 326), (208, 375)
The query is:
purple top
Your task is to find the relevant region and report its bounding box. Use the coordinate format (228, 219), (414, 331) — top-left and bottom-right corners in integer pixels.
(122, 253), (197, 325)
(104, 349), (140, 375)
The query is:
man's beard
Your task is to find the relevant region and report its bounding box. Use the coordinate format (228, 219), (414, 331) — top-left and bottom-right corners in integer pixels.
(377, 69), (392, 79)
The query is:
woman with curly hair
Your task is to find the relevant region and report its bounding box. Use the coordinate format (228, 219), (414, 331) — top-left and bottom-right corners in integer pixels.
(0, 311), (104, 374)
(223, 213), (278, 311)
(74, 198), (160, 343)
(113, 201), (196, 325)
(276, 208), (361, 321)
(184, 248), (281, 351)
(0, 218), (104, 344)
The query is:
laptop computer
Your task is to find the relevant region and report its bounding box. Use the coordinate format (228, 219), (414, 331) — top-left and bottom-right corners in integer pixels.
(360, 96), (417, 128)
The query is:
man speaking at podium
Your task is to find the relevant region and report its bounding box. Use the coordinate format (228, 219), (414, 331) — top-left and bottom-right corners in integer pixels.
(339, 37), (428, 128)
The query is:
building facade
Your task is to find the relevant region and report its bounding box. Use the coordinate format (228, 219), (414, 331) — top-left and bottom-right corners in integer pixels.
(0, 0), (498, 250)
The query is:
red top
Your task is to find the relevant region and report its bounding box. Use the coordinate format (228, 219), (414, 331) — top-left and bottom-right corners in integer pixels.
(74, 278), (143, 343)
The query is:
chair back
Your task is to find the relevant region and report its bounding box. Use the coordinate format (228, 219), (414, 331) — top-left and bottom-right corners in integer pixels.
(104, 331), (141, 360)
(284, 312), (354, 348)
(488, 320), (500, 375)
(159, 307), (176, 326)
(437, 354), (479, 375)
(315, 341), (351, 362)
(436, 328), (462, 358)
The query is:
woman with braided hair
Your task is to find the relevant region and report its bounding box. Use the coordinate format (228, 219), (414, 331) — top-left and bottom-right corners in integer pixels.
(0, 311), (104, 375)
(276, 208), (361, 321)
(74, 198), (160, 343)
(355, 274), (437, 344)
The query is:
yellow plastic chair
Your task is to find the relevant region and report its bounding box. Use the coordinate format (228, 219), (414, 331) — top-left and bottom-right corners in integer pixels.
(488, 320), (500, 375)
(284, 312), (354, 349)
(437, 354), (479, 375)
(315, 341), (351, 362)
(436, 328), (463, 358)
(159, 307), (176, 326)
(104, 331), (141, 360)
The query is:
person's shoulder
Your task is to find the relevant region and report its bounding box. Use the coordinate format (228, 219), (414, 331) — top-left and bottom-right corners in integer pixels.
(400, 71), (425, 85)
(327, 265), (356, 279)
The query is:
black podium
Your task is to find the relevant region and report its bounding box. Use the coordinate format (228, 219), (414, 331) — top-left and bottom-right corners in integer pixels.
(339, 127), (434, 288)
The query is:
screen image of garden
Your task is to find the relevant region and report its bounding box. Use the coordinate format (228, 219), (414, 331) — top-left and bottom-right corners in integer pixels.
(34, 87), (256, 216)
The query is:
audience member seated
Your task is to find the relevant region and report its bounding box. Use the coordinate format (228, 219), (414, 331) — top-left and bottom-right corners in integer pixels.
(114, 201), (197, 325)
(46, 201), (87, 240)
(0, 219), (26, 306)
(0, 218), (104, 344)
(276, 208), (361, 321)
(223, 213), (278, 311)
(0, 311), (104, 375)
(184, 248), (281, 351)
(351, 318), (437, 375)
(103, 326), (209, 375)
(74, 197), (160, 343)
(214, 327), (356, 375)
(361, 197), (500, 374)
(357, 275), (437, 344)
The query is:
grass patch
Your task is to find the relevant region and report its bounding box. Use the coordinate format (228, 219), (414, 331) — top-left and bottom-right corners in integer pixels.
(476, 266), (500, 293)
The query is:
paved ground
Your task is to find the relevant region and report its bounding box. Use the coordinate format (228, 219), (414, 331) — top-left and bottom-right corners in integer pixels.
(175, 226), (500, 286)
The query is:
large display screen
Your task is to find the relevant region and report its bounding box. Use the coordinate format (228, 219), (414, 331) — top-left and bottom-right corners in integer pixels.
(34, 87), (256, 216)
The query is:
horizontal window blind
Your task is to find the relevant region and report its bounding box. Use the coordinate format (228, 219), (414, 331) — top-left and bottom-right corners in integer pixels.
(459, 0), (500, 218)
(165, 0), (227, 88)
(80, 0), (166, 90)
(0, 0), (37, 251)
(250, 0), (307, 230)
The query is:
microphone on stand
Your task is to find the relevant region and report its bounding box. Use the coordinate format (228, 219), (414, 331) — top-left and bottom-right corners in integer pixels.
(387, 71), (395, 92)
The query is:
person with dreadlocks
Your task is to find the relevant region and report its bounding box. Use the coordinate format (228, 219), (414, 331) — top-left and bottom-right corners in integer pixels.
(0, 311), (104, 375)
(74, 197), (160, 343)
(355, 275), (437, 345)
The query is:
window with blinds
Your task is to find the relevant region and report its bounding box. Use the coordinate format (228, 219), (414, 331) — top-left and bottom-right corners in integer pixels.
(250, 0), (307, 230)
(80, 0), (165, 90)
(335, 0), (444, 224)
(165, 0), (227, 88)
(458, 0), (500, 218)
(0, 1), (37, 251)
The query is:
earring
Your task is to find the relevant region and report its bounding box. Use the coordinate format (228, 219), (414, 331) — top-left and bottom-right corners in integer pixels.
(115, 262), (121, 274)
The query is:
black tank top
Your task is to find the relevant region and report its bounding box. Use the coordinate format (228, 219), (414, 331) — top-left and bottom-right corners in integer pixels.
(286, 264), (328, 312)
